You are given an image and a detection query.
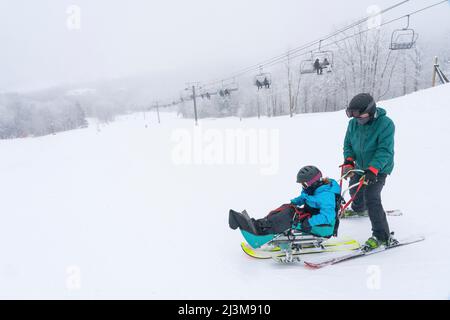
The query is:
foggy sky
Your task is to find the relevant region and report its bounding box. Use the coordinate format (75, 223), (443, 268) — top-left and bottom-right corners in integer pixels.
(0, 0), (449, 98)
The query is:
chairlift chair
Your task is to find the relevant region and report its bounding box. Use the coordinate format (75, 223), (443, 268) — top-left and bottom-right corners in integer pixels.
(390, 15), (418, 50)
(300, 45), (334, 75)
(254, 67), (272, 90)
(315, 41), (334, 73)
(218, 88), (232, 98)
(300, 55), (316, 74)
(314, 50), (334, 73)
(216, 79), (239, 97)
(198, 88), (211, 100)
(217, 86), (237, 98)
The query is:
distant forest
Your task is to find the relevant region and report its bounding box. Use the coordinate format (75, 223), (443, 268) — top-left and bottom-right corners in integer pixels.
(0, 85), (153, 139)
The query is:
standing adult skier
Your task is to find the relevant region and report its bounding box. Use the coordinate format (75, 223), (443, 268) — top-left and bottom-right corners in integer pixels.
(341, 93), (397, 251)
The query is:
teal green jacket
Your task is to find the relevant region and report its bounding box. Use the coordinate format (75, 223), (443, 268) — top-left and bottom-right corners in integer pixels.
(343, 107), (395, 175)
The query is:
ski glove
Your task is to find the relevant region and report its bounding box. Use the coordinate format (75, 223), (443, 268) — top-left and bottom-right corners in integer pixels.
(341, 158), (355, 179)
(343, 159), (355, 167)
(363, 169), (377, 185)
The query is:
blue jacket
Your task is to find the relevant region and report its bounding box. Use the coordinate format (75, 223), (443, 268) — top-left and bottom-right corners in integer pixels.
(290, 179), (341, 226)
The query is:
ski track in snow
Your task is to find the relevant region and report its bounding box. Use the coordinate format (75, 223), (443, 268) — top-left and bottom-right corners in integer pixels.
(0, 84), (449, 299)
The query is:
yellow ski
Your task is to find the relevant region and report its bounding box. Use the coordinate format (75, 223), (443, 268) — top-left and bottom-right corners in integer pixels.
(241, 238), (360, 259)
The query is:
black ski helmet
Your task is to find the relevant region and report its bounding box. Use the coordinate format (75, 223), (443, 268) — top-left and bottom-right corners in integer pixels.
(346, 93), (377, 118)
(297, 166), (322, 186)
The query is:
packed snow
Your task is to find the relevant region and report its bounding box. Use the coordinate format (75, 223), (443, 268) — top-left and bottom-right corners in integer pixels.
(0, 84), (449, 299)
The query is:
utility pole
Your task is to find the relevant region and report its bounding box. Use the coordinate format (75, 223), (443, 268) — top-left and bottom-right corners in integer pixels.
(186, 83), (199, 126)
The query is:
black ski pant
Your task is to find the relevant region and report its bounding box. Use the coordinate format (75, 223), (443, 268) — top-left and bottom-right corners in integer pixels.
(256, 207), (296, 235)
(349, 173), (390, 241)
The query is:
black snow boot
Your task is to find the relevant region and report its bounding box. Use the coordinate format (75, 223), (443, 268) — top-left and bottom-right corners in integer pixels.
(229, 210), (259, 235)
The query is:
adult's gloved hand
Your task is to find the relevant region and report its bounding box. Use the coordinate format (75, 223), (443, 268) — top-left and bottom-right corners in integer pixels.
(341, 158), (355, 179)
(343, 159), (355, 167)
(363, 168), (378, 185)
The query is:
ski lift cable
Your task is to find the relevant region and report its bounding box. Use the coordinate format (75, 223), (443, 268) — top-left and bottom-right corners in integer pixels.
(269, 3), (444, 67)
(214, 0), (446, 86)
(205, 0), (413, 86)
(202, 0), (413, 87)
(262, 0), (447, 70)
(207, 0), (446, 93)
(167, 0), (447, 106)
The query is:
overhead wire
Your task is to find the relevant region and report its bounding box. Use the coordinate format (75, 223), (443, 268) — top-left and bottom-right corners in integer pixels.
(202, 0), (414, 87)
(161, 0), (447, 107)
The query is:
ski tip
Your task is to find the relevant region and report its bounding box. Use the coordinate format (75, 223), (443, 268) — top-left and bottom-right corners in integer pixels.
(241, 242), (272, 260)
(397, 234), (426, 243)
(241, 241), (253, 251)
(241, 242), (255, 258)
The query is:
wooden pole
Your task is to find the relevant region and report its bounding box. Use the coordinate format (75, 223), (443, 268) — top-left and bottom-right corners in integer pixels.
(432, 56), (438, 87)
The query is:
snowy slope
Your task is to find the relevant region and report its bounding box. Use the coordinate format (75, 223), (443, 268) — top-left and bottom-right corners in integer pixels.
(1, 84), (449, 299)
